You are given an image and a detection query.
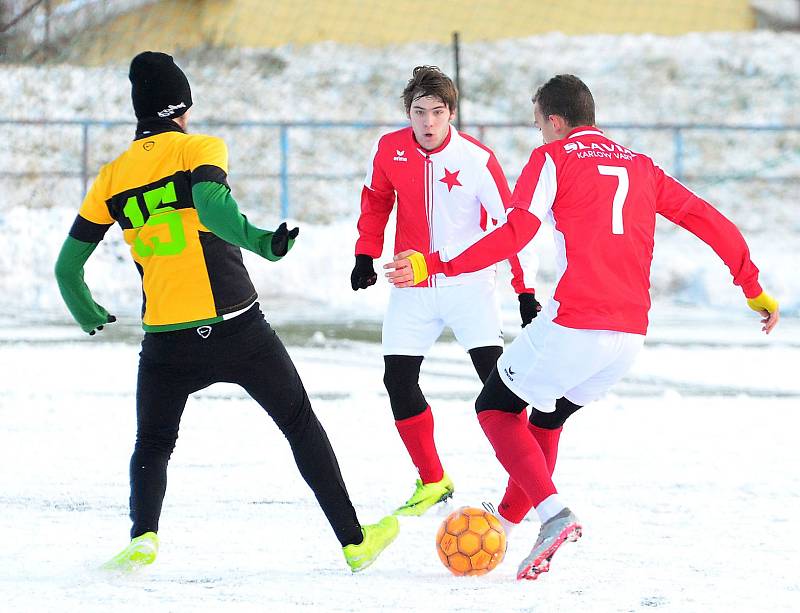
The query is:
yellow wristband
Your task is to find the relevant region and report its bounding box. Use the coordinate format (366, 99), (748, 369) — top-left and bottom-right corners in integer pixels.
(747, 291), (778, 313)
(407, 252), (429, 285)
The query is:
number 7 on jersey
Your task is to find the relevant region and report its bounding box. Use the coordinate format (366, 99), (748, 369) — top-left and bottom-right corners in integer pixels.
(597, 165), (629, 235)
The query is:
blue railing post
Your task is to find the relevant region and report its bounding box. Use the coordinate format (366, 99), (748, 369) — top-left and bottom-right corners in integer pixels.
(279, 124), (290, 219)
(673, 127), (684, 182)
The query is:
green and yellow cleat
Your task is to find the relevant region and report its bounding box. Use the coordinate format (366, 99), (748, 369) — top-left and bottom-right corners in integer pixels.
(394, 473), (454, 516)
(100, 531), (159, 572)
(343, 515), (400, 573)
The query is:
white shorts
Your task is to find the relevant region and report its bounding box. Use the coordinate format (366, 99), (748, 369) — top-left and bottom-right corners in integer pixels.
(496, 315), (644, 412)
(382, 282), (503, 356)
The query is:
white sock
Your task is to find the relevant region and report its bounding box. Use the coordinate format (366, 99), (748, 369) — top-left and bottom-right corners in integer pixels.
(535, 494), (565, 524)
(497, 513), (517, 537)
(483, 501), (517, 537)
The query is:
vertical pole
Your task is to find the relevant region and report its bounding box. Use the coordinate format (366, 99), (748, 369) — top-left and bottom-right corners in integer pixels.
(452, 31), (462, 131)
(673, 127), (684, 182)
(81, 122), (89, 197)
(44, 0), (51, 55)
(279, 124), (290, 219)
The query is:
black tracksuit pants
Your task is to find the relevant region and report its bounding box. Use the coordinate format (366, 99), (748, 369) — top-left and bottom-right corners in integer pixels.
(130, 304), (362, 547)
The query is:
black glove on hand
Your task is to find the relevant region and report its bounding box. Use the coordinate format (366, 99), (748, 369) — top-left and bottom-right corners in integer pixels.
(519, 293), (542, 327)
(271, 222), (299, 257)
(89, 314), (116, 336)
(351, 254), (377, 290)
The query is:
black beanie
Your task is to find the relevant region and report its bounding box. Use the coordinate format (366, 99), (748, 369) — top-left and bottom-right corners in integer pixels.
(129, 51), (193, 120)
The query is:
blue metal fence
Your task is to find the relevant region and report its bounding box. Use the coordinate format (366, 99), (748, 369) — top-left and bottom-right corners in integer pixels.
(1, 119), (797, 218)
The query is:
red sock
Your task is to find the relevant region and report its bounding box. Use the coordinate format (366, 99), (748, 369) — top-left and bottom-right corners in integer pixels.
(395, 406), (443, 484)
(498, 478), (531, 524)
(530, 423), (563, 475)
(478, 410), (556, 508)
(496, 411), (531, 523)
(498, 420), (563, 523)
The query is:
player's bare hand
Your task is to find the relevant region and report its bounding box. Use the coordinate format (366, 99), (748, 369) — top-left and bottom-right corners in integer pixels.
(758, 306), (779, 334)
(384, 250), (419, 288)
(746, 291), (779, 335)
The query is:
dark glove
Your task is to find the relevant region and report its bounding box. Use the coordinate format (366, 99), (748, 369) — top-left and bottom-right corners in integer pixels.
(271, 222), (299, 257)
(88, 314), (116, 336)
(519, 293), (541, 327)
(351, 254), (377, 290)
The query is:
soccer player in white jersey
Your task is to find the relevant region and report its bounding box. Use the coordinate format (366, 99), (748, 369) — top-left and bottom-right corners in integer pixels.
(351, 66), (539, 516)
(386, 74), (779, 579)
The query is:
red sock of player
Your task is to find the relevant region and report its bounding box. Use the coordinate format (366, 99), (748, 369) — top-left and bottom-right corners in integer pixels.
(498, 478), (532, 524)
(478, 410), (556, 508)
(498, 420), (563, 523)
(530, 423), (563, 475)
(395, 406), (444, 484)
(497, 412), (532, 523)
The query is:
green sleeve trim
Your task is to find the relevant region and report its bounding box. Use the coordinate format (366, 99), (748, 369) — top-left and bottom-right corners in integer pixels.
(54, 236), (110, 333)
(192, 181), (284, 261)
(143, 314), (223, 332)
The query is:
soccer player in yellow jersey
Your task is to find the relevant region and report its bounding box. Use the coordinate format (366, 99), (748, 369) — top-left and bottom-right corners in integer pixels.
(54, 51), (398, 573)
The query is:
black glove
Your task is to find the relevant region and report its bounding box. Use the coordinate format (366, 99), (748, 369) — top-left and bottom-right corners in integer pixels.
(351, 254), (377, 290)
(88, 314), (116, 336)
(519, 293), (541, 327)
(271, 222), (299, 257)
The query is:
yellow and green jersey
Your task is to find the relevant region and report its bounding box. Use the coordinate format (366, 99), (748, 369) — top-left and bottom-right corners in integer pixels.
(56, 119), (286, 333)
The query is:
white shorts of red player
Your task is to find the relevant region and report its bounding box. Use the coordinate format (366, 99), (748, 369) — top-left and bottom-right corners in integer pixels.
(497, 312), (644, 412)
(382, 281), (503, 356)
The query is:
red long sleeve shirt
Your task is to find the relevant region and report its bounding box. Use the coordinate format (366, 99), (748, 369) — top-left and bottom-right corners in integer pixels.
(427, 126), (762, 334)
(356, 125), (537, 292)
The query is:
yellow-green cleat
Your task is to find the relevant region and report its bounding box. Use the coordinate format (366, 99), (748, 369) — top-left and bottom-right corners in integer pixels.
(343, 515), (399, 573)
(394, 473), (454, 516)
(100, 532), (159, 572)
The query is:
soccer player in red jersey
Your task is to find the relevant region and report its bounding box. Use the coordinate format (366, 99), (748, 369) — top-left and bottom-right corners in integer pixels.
(385, 74), (779, 579)
(351, 66), (539, 516)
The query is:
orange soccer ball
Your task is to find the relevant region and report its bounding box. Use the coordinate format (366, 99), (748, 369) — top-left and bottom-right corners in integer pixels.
(436, 506), (506, 576)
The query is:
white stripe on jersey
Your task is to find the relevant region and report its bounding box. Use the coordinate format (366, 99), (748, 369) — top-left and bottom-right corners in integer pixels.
(425, 155), (435, 287)
(540, 214), (568, 323)
(529, 152), (558, 220)
(569, 129), (604, 139)
(363, 140), (380, 187)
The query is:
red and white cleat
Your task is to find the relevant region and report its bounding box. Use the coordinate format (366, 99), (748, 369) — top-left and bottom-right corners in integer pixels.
(516, 508), (582, 581)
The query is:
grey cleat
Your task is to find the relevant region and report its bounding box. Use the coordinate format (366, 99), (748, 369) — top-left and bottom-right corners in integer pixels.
(516, 507), (582, 581)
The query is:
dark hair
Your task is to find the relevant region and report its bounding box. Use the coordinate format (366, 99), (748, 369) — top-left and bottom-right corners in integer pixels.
(403, 66), (458, 114)
(532, 74), (595, 128)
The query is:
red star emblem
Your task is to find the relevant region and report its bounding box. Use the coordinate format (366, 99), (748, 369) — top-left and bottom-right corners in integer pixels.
(440, 168), (462, 191)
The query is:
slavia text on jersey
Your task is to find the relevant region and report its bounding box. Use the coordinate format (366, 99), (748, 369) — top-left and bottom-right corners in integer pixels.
(564, 141), (635, 161)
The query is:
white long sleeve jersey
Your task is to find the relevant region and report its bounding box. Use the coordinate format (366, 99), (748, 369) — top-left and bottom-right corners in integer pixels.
(355, 125), (538, 291)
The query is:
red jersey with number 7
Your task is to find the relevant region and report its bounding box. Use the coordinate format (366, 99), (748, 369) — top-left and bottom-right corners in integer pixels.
(428, 126), (762, 334)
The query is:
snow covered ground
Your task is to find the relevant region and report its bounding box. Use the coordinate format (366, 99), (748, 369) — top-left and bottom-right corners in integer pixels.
(1, 305), (798, 612)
